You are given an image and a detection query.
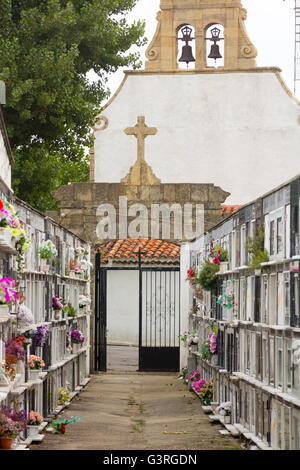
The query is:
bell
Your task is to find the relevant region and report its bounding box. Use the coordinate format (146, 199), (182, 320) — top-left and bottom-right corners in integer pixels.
(179, 44), (195, 65)
(208, 44), (222, 60)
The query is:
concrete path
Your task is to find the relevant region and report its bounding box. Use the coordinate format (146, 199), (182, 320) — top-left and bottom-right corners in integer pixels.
(32, 371), (241, 451)
(107, 345), (139, 372)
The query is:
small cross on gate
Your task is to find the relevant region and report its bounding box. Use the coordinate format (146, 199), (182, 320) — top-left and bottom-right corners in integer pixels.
(124, 116), (157, 163)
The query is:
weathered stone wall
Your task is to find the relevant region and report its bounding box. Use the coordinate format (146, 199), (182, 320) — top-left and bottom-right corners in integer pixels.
(52, 181), (230, 247)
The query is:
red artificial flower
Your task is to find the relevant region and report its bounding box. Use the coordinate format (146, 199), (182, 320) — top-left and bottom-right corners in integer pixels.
(0, 199), (3, 210)
(61, 424), (66, 434)
(13, 336), (28, 350)
(15, 336), (26, 344)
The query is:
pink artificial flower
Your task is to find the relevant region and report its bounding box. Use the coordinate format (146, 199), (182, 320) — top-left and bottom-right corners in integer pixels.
(208, 332), (217, 354)
(189, 369), (201, 382)
(1, 278), (16, 287)
(29, 355), (45, 369)
(212, 255), (220, 265)
(192, 379), (207, 394)
(53, 296), (63, 309)
(0, 277), (18, 304)
(29, 410), (43, 425)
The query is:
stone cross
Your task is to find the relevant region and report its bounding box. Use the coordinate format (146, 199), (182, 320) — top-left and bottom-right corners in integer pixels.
(124, 116), (157, 163)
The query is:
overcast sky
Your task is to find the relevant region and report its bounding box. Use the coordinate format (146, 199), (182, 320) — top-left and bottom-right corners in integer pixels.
(101, 0), (297, 101)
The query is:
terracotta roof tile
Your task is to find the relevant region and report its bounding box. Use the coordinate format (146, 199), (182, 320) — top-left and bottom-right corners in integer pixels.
(220, 204), (241, 216)
(100, 238), (180, 265)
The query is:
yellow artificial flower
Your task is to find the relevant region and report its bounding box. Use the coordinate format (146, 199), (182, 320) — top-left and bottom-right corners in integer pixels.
(11, 228), (19, 238)
(9, 204), (16, 215)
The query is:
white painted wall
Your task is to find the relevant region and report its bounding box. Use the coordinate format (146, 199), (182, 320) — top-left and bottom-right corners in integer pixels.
(107, 270), (139, 346)
(0, 130), (11, 190)
(94, 71), (300, 205)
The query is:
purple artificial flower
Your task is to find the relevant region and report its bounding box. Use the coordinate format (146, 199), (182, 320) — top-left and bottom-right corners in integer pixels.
(71, 329), (85, 344)
(1, 405), (27, 432)
(34, 325), (49, 347)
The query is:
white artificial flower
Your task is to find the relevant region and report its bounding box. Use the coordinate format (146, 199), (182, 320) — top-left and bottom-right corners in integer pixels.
(79, 294), (91, 307)
(17, 303), (34, 325)
(216, 401), (232, 415)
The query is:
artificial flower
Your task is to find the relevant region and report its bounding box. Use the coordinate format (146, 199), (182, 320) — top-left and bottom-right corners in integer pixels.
(29, 355), (45, 370)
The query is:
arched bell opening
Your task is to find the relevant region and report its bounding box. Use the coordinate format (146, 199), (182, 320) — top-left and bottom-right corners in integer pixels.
(177, 24), (196, 70)
(205, 24), (225, 68)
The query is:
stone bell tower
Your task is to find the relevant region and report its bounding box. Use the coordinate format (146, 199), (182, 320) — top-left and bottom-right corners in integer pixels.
(145, 0), (257, 71)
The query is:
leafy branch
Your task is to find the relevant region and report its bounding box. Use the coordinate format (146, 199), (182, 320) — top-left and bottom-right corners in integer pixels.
(246, 226), (269, 272)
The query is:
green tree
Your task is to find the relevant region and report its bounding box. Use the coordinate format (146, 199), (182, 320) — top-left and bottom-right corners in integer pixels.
(0, 0), (146, 210)
(13, 143), (90, 213)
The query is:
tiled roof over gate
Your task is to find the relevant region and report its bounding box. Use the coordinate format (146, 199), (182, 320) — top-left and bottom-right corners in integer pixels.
(220, 204), (241, 216)
(99, 238), (180, 265)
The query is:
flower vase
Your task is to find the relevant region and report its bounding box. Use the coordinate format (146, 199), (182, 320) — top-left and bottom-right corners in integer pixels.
(0, 437), (13, 450)
(190, 344), (198, 353)
(35, 347), (43, 358)
(219, 262), (229, 274)
(194, 287), (203, 300)
(29, 369), (41, 381)
(65, 347), (71, 357)
(0, 227), (15, 253)
(211, 355), (218, 366)
(53, 310), (61, 320)
(0, 366), (10, 386)
(0, 304), (10, 319)
(0, 227), (12, 243)
(40, 258), (50, 273)
(16, 360), (25, 382)
(72, 343), (81, 354)
(224, 415), (231, 424)
(27, 426), (40, 438)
